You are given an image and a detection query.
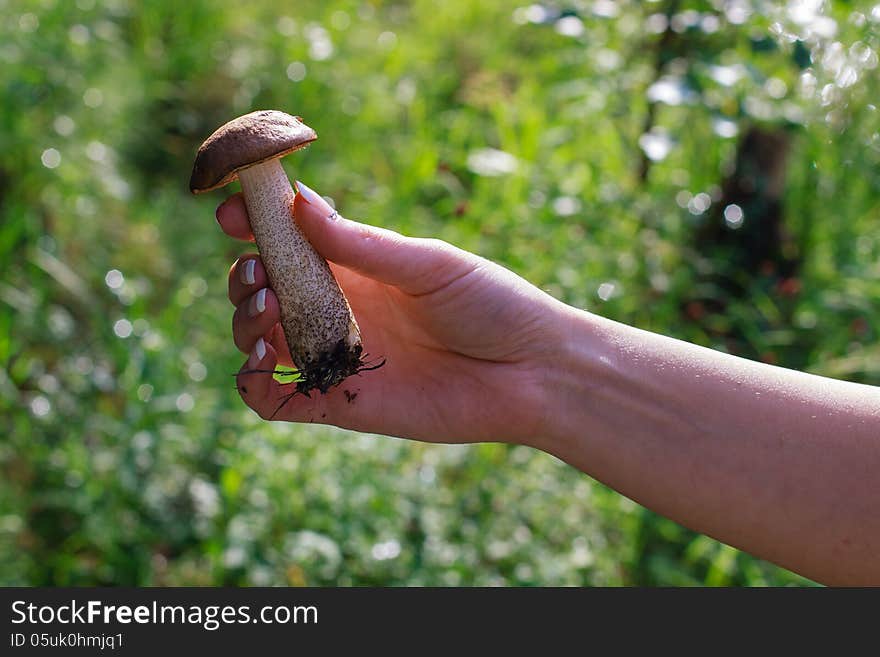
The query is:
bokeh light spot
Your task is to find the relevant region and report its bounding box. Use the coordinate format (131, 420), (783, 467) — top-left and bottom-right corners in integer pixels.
(41, 148), (61, 169)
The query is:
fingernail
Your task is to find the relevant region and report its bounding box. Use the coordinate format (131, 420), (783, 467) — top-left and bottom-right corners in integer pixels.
(248, 337), (266, 367)
(249, 288), (267, 317)
(295, 180), (321, 205)
(240, 259), (256, 286)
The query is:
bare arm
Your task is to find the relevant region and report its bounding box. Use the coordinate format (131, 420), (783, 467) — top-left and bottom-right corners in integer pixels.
(217, 182), (880, 585)
(539, 307), (880, 586)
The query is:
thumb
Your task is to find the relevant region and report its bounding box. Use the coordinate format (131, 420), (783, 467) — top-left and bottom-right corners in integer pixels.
(293, 180), (476, 295)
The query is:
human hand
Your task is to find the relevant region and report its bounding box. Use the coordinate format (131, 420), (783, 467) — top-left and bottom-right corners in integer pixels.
(216, 181), (567, 445)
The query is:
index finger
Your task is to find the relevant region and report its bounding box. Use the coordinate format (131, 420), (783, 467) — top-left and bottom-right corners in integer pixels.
(216, 193), (255, 242)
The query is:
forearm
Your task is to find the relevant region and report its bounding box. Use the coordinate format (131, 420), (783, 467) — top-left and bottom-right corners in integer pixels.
(534, 304), (880, 585)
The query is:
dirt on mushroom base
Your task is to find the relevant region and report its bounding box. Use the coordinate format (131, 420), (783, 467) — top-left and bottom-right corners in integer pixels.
(291, 339), (383, 395)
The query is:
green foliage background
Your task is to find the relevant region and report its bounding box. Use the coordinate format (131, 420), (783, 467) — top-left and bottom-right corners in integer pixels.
(1, 0), (877, 586)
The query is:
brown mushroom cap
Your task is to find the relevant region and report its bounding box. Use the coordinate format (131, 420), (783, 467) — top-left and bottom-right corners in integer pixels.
(189, 110), (317, 194)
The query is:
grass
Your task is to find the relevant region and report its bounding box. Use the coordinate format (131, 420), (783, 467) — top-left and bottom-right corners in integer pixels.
(1, 0), (877, 586)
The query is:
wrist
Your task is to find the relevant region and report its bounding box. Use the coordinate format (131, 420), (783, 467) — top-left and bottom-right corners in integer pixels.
(523, 302), (617, 457)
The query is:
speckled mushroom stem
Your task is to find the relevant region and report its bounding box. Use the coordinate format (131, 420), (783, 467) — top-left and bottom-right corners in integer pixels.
(236, 159), (362, 392)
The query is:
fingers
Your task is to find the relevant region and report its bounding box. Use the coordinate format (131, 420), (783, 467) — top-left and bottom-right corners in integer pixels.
(218, 181), (480, 296)
(228, 255), (269, 306)
(216, 193), (254, 242)
(294, 180), (479, 296)
(232, 287), (280, 354)
(236, 337), (289, 420)
(264, 322), (293, 365)
(229, 257), (293, 363)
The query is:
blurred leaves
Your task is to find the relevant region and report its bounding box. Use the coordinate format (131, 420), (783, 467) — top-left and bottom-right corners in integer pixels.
(2, 0), (876, 586)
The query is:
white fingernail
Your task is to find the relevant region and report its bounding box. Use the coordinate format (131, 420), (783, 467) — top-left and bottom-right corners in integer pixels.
(240, 259), (256, 286)
(295, 180), (321, 205)
(249, 288), (267, 317)
(247, 337), (266, 368)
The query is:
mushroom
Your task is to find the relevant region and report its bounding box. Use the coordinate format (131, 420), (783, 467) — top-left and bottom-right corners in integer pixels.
(189, 110), (365, 395)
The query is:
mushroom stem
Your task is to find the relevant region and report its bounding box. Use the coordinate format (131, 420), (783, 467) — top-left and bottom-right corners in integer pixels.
(237, 158), (362, 393)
